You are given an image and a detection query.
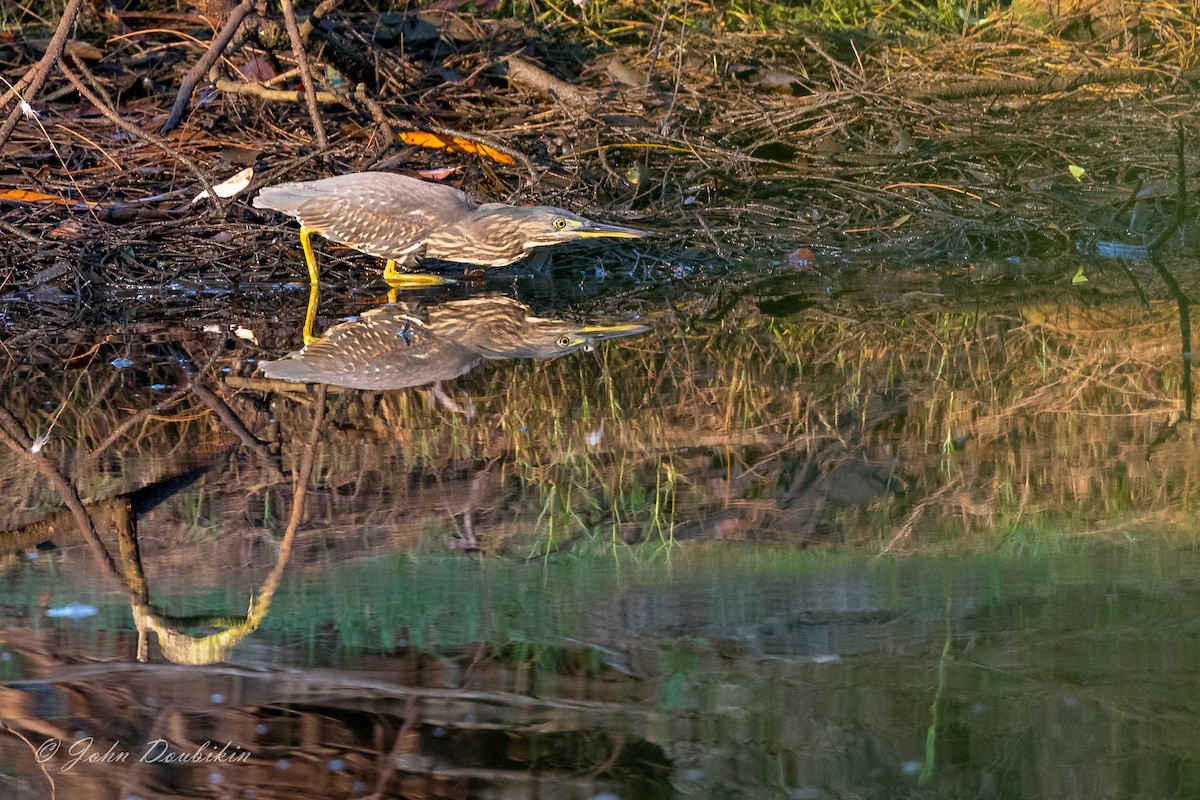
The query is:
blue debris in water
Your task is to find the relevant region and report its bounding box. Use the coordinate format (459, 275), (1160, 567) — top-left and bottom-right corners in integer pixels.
(110, 358), (134, 369)
(45, 603), (98, 619)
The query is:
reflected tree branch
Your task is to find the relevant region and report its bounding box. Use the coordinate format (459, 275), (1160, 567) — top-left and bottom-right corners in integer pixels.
(131, 383), (326, 664)
(0, 404), (130, 592)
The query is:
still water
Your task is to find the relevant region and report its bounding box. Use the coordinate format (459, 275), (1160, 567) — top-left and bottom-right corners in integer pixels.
(2, 247), (1199, 798)
(4, 544), (1200, 799)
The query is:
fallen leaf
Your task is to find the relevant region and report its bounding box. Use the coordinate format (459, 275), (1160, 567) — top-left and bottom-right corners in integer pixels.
(0, 189), (95, 207)
(233, 326), (259, 344)
(190, 166), (254, 204)
(397, 131), (515, 164)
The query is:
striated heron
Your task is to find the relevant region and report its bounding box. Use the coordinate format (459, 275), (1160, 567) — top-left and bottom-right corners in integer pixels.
(258, 295), (650, 393)
(253, 171), (648, 287)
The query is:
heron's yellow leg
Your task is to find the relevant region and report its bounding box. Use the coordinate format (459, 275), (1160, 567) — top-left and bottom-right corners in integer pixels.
(299, 226), (320, 286)
(302, 279), (320, 345)
(383, 259), (449, 288)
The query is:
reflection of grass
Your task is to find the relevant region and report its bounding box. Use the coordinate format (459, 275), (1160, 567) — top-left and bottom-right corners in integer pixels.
(178, 487), (222, 542)
(6, 282), (1200, 552)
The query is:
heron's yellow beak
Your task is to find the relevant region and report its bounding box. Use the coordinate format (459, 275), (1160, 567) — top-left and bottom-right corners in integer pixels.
(579, 323), (651, 336)
(574, 221), (649, 239)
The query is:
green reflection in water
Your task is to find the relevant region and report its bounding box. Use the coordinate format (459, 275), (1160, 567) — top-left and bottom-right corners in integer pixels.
(5, 542), (1200, 798)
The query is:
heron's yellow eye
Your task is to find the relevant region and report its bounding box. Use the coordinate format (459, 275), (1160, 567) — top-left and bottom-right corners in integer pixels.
(556, 335), (572, 347)
(553, 218), (568, 230)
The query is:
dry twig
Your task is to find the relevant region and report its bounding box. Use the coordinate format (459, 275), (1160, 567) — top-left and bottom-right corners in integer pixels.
(280, 0), (329, 148)
(0, 0), (85, 149)
(162, 0), (257, 134)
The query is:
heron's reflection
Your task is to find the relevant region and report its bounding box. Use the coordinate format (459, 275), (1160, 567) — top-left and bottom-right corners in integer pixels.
(259, 295), (650, 390)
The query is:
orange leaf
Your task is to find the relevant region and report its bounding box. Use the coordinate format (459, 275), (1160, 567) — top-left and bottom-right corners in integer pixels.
(0, 189), (96, 207)
(396, 131), (515, 164)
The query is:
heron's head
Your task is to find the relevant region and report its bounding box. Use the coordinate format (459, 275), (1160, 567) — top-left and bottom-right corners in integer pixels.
(475, 205), (648, 252)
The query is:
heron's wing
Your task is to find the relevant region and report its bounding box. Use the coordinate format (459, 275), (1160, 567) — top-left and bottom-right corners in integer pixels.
(255, 173), (477, 259)
(426, 296), (532, 345)
(259, 306), (482, 390)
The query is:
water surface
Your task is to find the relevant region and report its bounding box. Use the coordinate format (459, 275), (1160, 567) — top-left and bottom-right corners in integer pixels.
(2, 248), (1199, 799)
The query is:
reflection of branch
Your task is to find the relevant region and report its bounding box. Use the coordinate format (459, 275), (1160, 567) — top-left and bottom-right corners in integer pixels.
(90, 346), (222, 463)
(1148, 253), (1192, 421)
(365, 695), (420, 800)
(1147, 124), (1193, 420)
(182, 370), (281, 471)
(275, 383), (326, 578)
(0, 722), (56, 800)
(0, 404), (128, 591)
(87, 384), (191, 462)
(878, 482), (957, 556)
(113, 499), (148, 605)
(132, 384), (326, 664)
(175, 346), (283, 478)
